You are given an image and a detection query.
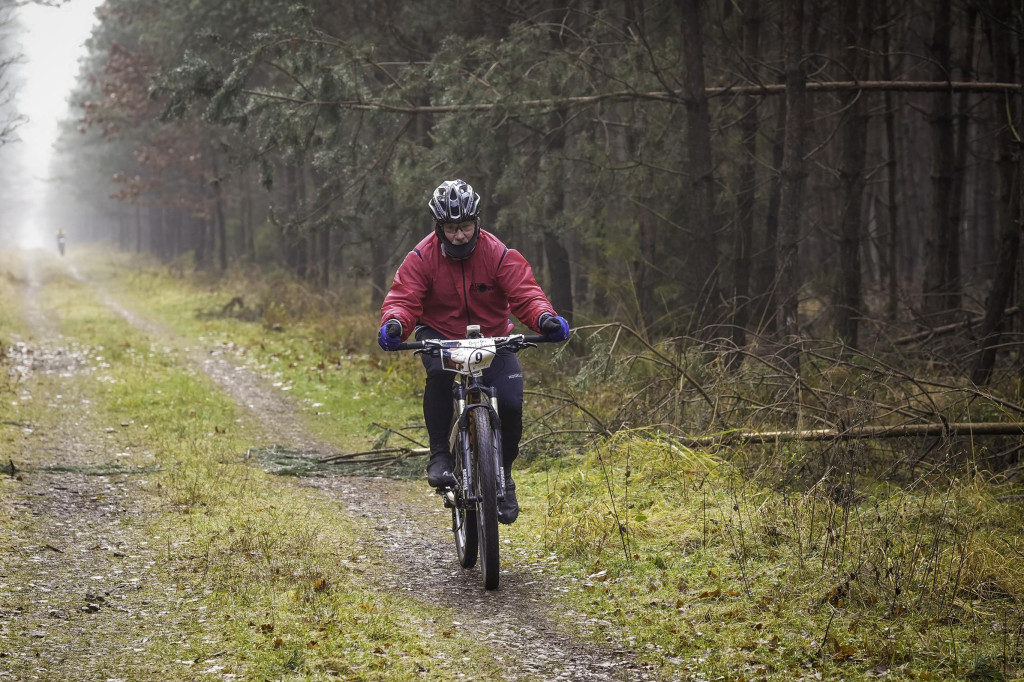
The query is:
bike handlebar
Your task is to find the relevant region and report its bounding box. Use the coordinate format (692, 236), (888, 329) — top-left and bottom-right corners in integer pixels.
(393, 333), (552, 353)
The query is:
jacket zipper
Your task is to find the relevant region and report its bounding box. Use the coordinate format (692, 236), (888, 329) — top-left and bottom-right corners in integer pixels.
(461, 261), (473, 326)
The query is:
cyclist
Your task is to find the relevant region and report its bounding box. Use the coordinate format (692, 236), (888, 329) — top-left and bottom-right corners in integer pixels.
(56, 229), (66, 256)
(378, 179), (570, 524)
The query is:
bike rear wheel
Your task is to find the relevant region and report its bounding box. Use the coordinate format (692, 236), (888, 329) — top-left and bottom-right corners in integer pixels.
(452, 493), (478, 570)
(470, 408), (500, 589)
(452, 504), (478, 568)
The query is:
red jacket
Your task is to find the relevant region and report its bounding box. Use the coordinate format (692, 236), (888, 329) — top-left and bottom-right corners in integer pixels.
(381, 229), (557, 340)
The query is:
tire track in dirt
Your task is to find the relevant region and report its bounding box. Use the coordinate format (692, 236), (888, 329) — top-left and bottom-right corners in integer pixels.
(67, 260), (656, 681)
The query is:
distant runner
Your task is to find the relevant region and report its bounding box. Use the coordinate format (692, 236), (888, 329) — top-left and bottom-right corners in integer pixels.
(56, 229), (66, 256)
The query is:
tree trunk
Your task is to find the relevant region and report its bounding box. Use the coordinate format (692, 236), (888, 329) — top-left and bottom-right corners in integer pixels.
(282, 163), (307, 279)
(731, 0), (761, 350)
(296, 166), (309, 280)
(211, 153), (228, 272)
(156, 207), (168, 260)
(240, 168), (255, 261)
(950, 6), (977, 285)
(881, 9), (900, 322)
(119, 208), (126, 251)
(543, 169), (574, 325)
(193, 212), (207, 269)
(835, 0), (871, 347)
(972, 6), (1021, 386)
(170, 209), (181, 259)
(543, 229), (574, 324)
(921, 0), (958, 322)
(320, 224), (331, 289)
(775, 0), (808, 365)
(370, 236), (388, 308)
(135, 203), (142, 254)
(540, 108), (575, 325)
(679, 0), (720, 330)
(755, 88), (786, 334)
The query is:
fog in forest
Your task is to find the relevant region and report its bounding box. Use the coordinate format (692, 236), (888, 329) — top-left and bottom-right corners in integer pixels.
(0, 0), (100, 248)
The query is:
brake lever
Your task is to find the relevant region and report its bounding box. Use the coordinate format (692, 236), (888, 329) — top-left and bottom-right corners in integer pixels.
(505, 339), (536, 353)
(415, 341), (444, 357)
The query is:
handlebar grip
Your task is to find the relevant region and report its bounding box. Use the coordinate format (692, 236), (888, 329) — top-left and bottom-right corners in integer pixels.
(394, 341), (425, 351)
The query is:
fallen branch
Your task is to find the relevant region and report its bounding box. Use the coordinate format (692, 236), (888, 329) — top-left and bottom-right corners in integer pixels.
(679, 422), (1024, 447)
(325, 455), (418, 465)
(892, 307), (1020, 346)
(370, 422), (426, 448)
(318, 446), (428, 464)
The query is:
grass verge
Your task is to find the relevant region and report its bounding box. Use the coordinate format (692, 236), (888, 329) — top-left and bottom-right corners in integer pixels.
(510, 431), (1024, 680)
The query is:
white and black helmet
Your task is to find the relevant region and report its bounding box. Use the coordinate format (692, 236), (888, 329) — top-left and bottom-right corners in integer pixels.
(428, 179), (481, 224)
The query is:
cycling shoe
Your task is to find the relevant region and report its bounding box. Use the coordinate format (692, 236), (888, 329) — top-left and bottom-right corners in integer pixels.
(497, 480), (519, 525)
(427, 453), (457, 488)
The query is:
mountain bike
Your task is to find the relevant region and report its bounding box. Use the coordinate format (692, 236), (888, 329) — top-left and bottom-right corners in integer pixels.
(395, 325), (552, 590)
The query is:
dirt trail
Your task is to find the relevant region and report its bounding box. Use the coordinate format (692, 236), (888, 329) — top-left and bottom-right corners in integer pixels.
(1, 252), (178, 680)
(38, 253), (655, 680)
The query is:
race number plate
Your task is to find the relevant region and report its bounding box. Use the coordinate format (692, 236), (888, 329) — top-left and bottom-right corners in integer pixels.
(441, 338), (497, 374)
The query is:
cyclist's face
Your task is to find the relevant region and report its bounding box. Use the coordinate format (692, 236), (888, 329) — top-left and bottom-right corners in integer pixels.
(443, 220), (476, 244)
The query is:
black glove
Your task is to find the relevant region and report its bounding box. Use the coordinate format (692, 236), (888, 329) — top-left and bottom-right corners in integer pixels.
(538, 313), (570, 342)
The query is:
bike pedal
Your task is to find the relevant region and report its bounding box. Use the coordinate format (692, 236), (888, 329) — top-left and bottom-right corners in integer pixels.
(441, 489), (457, 508)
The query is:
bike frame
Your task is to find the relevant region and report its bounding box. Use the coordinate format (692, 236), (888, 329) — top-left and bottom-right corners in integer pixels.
(450, 359), (505, 507)
(394, 327), (552, 589)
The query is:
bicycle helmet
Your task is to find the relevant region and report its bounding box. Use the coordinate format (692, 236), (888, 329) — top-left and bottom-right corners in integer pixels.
(429, 179), (482, 260)
(428, 179), (480, 223)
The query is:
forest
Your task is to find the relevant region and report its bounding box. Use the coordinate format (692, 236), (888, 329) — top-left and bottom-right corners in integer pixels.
(2, 1), (1024, 679)
(27, 0), (1018, 374)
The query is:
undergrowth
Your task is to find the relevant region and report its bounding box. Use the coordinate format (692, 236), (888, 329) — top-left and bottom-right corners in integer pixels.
(515, 433), (1023, 679)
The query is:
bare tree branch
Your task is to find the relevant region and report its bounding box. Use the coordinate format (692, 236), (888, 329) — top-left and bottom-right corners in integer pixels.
(240, 80), (1023, 115)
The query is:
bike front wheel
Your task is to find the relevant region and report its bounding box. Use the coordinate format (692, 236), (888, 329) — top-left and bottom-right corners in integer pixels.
(470, 407), (500, 589)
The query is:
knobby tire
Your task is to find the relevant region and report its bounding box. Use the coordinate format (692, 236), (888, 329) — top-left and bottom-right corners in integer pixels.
(452, 416), (478, 568)
(470, 408), (500, 589)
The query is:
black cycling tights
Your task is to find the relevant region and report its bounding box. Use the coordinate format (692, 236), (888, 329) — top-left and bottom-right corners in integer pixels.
(417, 327), (524, 477)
